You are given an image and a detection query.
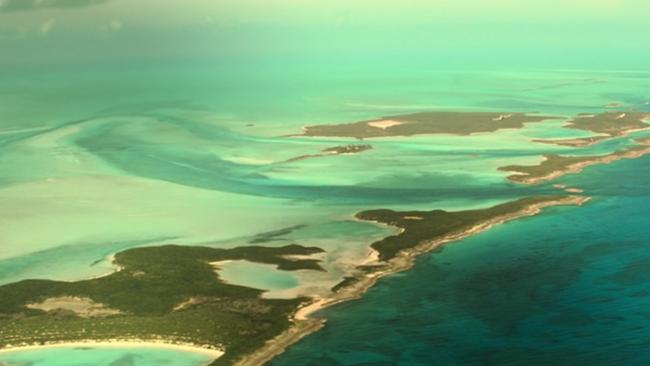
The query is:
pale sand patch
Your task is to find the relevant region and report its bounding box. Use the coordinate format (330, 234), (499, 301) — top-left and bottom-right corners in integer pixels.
(90, 254), (124, 280)
(605, 102), (625, 108)
(565, 188), (584, 193)
(361, 248), (380, 265)
(281, 252), (327, 262)
(26, 297), (122, 318)
(173, 297), (206, 312)
(403, 216), (424, 220)
(492, 114), (513, 121)
(367, 119), (405, 129)
(0, 340), (224, 359)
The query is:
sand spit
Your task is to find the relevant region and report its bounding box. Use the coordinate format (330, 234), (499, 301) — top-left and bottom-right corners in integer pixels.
(504, 144), (650, 185)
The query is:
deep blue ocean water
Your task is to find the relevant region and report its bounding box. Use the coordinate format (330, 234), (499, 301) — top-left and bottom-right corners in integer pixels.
(271, 155), (650, 366)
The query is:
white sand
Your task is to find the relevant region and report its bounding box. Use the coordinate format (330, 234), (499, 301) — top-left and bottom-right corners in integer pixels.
(367, 119), (405, 129)
(0, 340), (224, 359)
(26, 296), (122, 318)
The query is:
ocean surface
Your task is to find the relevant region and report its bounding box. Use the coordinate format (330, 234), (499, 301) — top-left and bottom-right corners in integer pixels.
(271, 155), (650, 366)
(1, 62), (649, 365)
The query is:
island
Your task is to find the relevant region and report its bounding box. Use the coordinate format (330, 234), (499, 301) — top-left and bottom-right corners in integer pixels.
(283, 144), (372, 163)
(533, 111), (650, 147)
(0, 245), (325, 366)
(356, 196), (589, 261)
(236, 195), (589, 365)
(297, 111), (556, 139)
(499, 138), (650, 184)
(0, 196), (589, 365)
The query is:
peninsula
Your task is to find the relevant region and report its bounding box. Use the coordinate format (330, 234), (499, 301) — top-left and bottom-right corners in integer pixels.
(0, 196), (588, 366)
(234, 195), (589, 365)
(499, 138), (650, 184)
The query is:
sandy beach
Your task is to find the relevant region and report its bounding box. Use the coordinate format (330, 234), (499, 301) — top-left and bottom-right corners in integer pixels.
(234, 195), (590, 366)
(0, 340), (224, 359)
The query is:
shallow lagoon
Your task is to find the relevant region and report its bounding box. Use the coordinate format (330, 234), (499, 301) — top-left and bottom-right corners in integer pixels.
(0, 345), (214, 366)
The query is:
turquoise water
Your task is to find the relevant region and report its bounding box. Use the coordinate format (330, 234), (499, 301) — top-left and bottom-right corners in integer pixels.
(217, 260), (300, 295)
(2, 1), (650, 364)
(3, 65), (649, 364)
(1, 66), (649, 364)
(0, 346), (214, 366)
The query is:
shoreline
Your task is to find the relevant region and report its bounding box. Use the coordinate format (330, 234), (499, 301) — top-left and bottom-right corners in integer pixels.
(234, 195), (590, 366)
(0, 340), (224, 359)
(504, 144), (650, 185)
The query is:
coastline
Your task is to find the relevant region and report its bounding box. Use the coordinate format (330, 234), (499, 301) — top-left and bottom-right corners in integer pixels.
(90, 254), (124, 280)
(234, 195), (590, 366)
(0, 340), (224, 359)
(504, 144), (650, 185)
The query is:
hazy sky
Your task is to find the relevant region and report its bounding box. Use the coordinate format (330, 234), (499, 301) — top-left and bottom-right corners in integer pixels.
(1, 0), (648, 69)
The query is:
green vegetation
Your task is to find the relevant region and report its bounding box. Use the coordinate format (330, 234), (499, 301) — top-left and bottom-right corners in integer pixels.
(321, 144), (373, 154)
(357, 196), (571, 261)
(565, 112), (649, 136)
(535, 112), (650, 147)
(499, 141), (650, 184)
(284, 144), (373, 163)
(300, 112), (555, 139)
(330, 276), (360, 293)
(0, 244), (325, 365)
(499, 154), (593, 183)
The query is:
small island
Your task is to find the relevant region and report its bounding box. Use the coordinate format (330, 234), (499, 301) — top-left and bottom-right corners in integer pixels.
(499, 138), (650, 184)
(533, 112), (650, 147)
(297, 111), (556, 139)
(283, 144), (373, 163)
